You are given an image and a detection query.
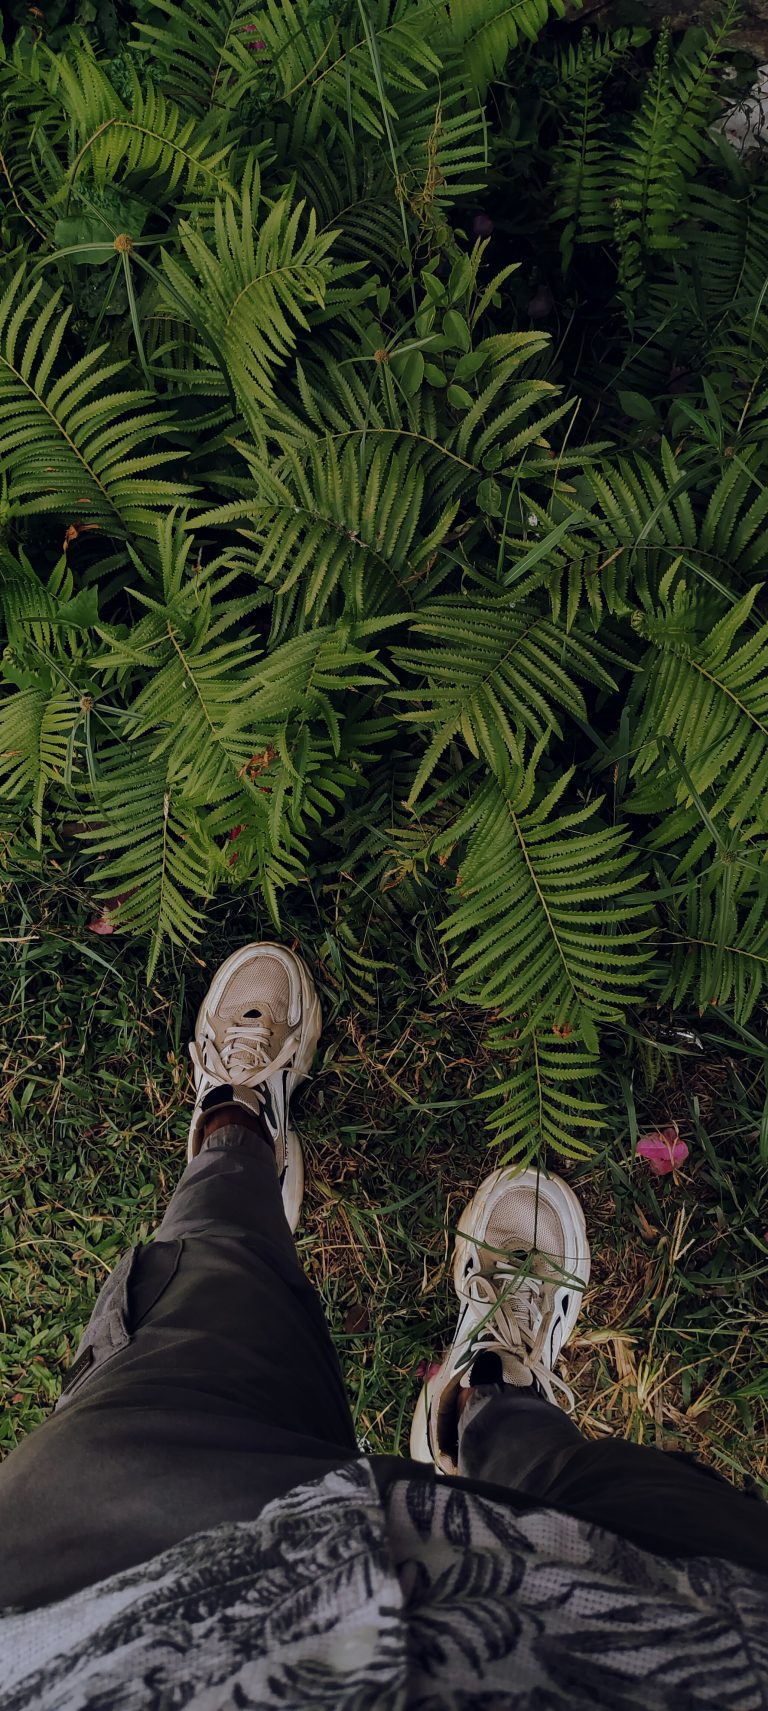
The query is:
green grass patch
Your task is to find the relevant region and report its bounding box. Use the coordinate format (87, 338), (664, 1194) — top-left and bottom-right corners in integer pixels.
(2, 874), (766, 1489)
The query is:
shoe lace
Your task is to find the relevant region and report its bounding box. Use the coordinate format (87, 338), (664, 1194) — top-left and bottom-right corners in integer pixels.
(190, 1011), (299, 1097)
(460, 1258), (575, 1409)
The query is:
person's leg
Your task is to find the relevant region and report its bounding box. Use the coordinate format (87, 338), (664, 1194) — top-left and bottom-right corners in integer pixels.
(52, 1115), (356, 1435)
(0, 944), (360, 1611)
(457, 1383), (768, 1575)
(0, 1118), (358, 1610)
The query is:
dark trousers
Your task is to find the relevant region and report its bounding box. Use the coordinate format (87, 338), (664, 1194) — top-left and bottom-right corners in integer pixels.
(0, 1125), (766, 1612)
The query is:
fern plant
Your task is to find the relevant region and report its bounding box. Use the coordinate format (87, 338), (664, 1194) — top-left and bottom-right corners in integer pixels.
(433, 748), (653, 1046)
(2, 0), (768, 1162)
(545, 7), (738, 312)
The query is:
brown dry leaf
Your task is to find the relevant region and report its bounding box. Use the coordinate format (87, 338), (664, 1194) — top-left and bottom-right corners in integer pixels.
(635, 1203), (660, 1242)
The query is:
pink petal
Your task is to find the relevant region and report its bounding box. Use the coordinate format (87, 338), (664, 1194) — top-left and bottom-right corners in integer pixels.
(636, 1127), (689, 1176)
(416, 1359), (442, 1382)
(86, 892), (132, 935)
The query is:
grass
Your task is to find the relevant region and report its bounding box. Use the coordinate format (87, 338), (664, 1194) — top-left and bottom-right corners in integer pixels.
(1, 860), (767, 1492)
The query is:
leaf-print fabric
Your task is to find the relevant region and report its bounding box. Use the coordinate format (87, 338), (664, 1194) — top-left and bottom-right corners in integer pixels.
(2, 1461), (767, 1710)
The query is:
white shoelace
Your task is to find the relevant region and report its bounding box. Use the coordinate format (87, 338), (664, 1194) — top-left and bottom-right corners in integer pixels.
(190, 1014), (299, 1097)
(460, 1260), (575, 1409)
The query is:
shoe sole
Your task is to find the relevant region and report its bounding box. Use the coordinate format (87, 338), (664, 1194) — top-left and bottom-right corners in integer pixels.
(409, 1166), (591, 1466)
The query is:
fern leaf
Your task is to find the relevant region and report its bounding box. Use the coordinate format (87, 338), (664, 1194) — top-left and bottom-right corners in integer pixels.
(550, 31), (645, 267)
(629, 584), (768, 832)
(53, 48), (233, 197)
(450, 0), (565, 96)
(83, 755), (215, 979)
(259, 0), (441, 141)
(396, 600), (617, 802)
(133, 0), (259, 116)
(613, 11), (734, 304)
(197, 433), (453, 630)
(662, 870), (768, 1024)
(0, 269), (193, 539)
(161, 170), (341, 417)
(0, 551), (58, 651)
(0, 679), (80, 847)
(479, 1028), (606, 1162)
(435, 752), (653, 1044)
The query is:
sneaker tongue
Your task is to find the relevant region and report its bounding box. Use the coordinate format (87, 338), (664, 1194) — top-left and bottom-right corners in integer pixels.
(499, 1351), (537, 1388)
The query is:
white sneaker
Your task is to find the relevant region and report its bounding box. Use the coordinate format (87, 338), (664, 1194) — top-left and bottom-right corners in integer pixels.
(410, 1165), (590, 1474)
(187, 942), (322, 1230)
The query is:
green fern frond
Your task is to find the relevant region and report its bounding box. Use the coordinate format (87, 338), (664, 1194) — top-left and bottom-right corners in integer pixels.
(258, 0), (440, 141)
(0, 552), (58, 651)
(629, 583), (768, 833)
(612, 22), (677, 289)
(197, 434), (454, 631)
(0, 678), (80, 847)
(284, 136), (405, 270)
(132, 0), (258, 116)
(450, 0), (566, 96)
(96, 538), (392, 785)
(83, 757), (216, 980)
(0, 269), (193, 539)
(549, 30), (649, 268)
(685, 174), (768, 328)
(699, 455), (768, 576)
(161, 169), (341, 417)
(435, 750), (653, 1044)
(396, 600), (617, 802)
(668, 9), (737, 179)
(0, 41), (63, 244)
(554, 25), (646, 87)
(661, 870), (768, 1024)
(453, 334), (566, 469)
(395, 77), (489, 220)
(612, 11), (734, 307)
(53, 48), (234, 198)
(101, 621), (263, 795)
(687, 166), (768, 385)
(478, 1029), (606, 1162)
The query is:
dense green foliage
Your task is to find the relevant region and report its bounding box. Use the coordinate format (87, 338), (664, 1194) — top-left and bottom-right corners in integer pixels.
(1, 0), (767, 1160)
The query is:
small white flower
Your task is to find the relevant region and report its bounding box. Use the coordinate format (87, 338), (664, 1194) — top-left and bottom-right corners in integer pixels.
(527, 513), (539, 529)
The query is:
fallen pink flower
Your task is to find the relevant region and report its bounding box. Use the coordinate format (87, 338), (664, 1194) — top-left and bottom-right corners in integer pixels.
(636, 1126), (689, 1176)
(88, 913), (114, 935)
(416, 1359), (442, 1382)
(87, 893), (132, 935)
